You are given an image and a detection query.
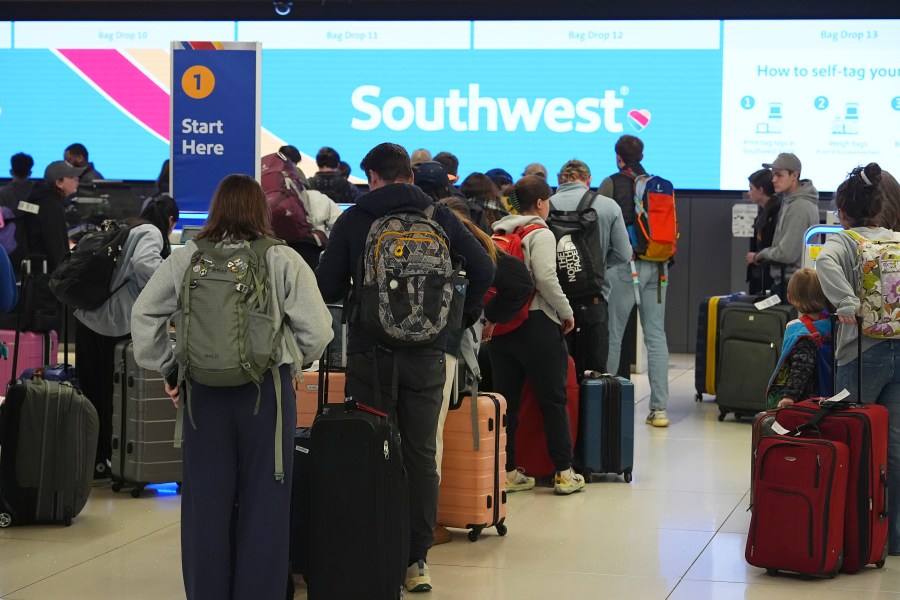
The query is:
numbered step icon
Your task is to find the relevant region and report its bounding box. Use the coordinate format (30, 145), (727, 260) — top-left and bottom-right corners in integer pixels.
(814, 96), (829, 111)
(181, 66), (216, 100)
(740, 96), (755, 110)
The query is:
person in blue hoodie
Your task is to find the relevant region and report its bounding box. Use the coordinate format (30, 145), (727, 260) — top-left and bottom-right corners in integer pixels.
(766, 268), (833, 409)
(316, 142), (494, 594)
(0, 246), (16, 313)
(74, 195), (179, 481)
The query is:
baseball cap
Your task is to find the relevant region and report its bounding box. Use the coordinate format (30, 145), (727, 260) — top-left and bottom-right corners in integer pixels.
(485, 168), (513, 188)
(44, 160), (85, 184)
(414, 161), (449, 189)
(410, 148), (432, 167)
(762, 153), (802, 173)
(433, 151), (459, 182)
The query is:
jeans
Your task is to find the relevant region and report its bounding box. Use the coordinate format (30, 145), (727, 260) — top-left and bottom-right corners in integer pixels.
(346, 347), (446, 564)
(606, 260), (670, 411)
(836, 340), (900, 553)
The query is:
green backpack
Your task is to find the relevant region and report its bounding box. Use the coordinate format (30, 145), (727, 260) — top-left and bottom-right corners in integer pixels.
(175, 237), (302, 482)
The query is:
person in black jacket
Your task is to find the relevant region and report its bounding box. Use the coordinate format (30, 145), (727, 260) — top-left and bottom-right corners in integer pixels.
(747, 169), (781, 294)
(308, 146), (362, 204)
(316, 143), (494, 594)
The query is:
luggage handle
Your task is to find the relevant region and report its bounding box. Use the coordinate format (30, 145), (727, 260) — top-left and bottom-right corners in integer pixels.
(9, 257), (49, 390)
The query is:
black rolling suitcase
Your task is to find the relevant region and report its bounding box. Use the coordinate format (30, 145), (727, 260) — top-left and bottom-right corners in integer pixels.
(694, 292), (750, 401)
(307, 397), (409, 600)
(0, 377), (98, 527)
(715, 303), (794, 421)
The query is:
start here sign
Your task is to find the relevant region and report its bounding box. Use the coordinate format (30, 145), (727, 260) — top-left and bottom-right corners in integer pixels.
(171, 41), (261, 217)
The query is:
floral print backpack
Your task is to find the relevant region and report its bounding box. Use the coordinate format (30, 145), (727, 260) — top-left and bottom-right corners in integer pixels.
(845, 230), (900, 338)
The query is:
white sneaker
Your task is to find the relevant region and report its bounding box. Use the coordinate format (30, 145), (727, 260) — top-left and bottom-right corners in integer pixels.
(646, 410), (670, 427)
(506, 468), (536, 492)
(405, 560), (432, 593)
(554, 467), (586, 495)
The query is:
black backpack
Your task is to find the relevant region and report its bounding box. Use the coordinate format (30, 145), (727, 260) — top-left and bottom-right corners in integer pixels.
(49, 221), (133, 310)
(547, 190), (605, 299)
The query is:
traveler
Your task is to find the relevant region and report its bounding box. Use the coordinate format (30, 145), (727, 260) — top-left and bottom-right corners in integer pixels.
(549, 159), (631, 376)
(460, 172), (507, 233)
(0, 152), (34, 211)
(278, 145), (311, 187)
(599, 135), (672, 427)
(747, 153), (819, 292)
(413, 161), (453, 202)
(815, 162), (900, 557)
(433, 151), (468, 200)
(410, 148), (432, 167)
(131, 174), (333, 600)
(0, 246), (15, 313)
(746, 169), (781, 294)
(309, 146), (361, 204)
(522, 162), (548, 180)
(74, 195), (180, 482)
(486, 175), (586, 496)
(316, 142), (494, 593)
(874, 170), (900, 230)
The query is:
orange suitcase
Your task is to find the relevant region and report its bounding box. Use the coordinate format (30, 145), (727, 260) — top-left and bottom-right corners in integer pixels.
(295, 369), (345, 428)
(437, 392), (508, 542)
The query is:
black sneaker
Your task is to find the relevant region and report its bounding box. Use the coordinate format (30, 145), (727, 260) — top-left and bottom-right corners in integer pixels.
(93, 461), (111, 486)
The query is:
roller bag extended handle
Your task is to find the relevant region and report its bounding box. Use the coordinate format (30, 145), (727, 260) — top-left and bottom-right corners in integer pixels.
(9, 257), (49, 390)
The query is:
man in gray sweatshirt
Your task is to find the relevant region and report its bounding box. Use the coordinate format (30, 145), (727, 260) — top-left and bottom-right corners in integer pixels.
(748, 153), (819, 291)
(549, 159), (631, 376)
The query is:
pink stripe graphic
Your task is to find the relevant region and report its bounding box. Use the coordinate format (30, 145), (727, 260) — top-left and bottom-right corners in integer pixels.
(58, 49), (170, 141)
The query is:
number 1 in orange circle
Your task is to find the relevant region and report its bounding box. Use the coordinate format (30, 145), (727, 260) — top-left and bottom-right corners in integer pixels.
(181, 66), (216, 99)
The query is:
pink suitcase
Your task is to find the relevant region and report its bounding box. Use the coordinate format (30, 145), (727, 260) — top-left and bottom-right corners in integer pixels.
(0, 329), (58, 389)
(437, 392), (508, 542)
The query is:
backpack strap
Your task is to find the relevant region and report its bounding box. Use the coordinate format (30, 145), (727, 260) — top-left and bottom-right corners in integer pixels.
(575, 190), (598, 213)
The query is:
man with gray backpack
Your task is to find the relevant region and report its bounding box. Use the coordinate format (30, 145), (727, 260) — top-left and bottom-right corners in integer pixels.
(316, 142), (494, 594)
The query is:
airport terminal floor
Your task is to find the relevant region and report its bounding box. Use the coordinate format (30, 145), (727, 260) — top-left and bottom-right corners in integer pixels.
(1, 354), (898, 600)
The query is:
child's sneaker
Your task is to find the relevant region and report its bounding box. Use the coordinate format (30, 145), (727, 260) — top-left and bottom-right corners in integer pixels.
(405, 560), (432, 593)
(553, 467), (586, 495)
(505, 468), (535, 492)
(646, 410), (670, 427)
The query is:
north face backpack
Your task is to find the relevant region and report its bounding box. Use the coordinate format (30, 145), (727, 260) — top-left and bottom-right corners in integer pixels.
(261, 153), (326, 247)
(845, 230), (900, 338)
(630, 174), (678, 262)
(547, 190), (605, 299)
(355, 205), (464, 347)
(486, 223), (545, 337)
(49, 220), (133, 310)
(176, 237), (301, 482)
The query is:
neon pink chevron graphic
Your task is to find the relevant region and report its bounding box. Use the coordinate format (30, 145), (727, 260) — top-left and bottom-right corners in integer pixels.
(57, 49), (170, 141)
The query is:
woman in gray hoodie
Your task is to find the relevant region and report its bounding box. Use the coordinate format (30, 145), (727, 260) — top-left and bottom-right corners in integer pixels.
(816, 162), (900, 557)
(74, 195), (179, 482)
(485, 175), (585, 497)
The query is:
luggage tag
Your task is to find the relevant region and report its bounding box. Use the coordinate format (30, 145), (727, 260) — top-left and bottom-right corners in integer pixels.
(754, 294), (781, 310)
(818, 388), (850, 407)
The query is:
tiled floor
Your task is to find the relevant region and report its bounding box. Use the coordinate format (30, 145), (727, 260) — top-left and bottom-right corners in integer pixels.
(1, 354), (898, 599)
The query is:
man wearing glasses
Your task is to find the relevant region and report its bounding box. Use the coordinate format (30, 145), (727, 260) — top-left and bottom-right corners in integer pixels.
(746, 153), (820, 295)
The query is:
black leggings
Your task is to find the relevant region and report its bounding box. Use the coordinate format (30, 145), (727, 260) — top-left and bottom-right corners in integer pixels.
(487, 311), (573, 473)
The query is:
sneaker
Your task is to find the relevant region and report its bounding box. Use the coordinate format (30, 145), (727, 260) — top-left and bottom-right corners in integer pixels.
(554, 467), (586, 495)
(93, 460), (111, 486)
(646, 410), (670, 427)
(405, 560), (432, 593)
(432, 524), (452, 545)
(505, 468), (536, 492)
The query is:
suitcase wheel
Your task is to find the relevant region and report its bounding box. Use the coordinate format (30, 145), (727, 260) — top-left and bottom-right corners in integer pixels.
(717, 409), (727, 422)
(765, 569), (778, 577)
(111, 481), (123, 493)
(734, 413), (744, 422)
(130, 486), (145, 499)
(0, 512), (12, 528)
(495, 523), (507, 537)
(876, 559), (886, 569)
(695, 392), (703, 402)
(467, 526), (484, 542)
(623, 470), (633, 484)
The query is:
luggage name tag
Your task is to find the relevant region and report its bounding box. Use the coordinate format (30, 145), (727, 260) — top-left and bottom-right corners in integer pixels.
(771, 421), (790, 435)
(754, 295), (781, 310)
(819, 388), (850, 406)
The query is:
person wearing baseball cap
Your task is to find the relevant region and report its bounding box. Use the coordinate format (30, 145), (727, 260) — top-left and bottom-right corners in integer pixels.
(747, 152), (819, 291)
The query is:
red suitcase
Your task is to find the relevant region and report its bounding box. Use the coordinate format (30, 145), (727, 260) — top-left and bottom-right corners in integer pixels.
(772, 399), (890, 572)
(515, 355), (579, 478)
(746, 435), (849, 578)
(0, 329), (58, 389)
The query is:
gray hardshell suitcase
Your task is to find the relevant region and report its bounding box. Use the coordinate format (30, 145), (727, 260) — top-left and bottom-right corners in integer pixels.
(111, 340), (182, 497)
(715, 304), (793, 422)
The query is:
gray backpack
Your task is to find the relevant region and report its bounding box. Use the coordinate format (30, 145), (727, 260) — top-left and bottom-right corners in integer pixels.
(355, 205), (465, 347)
(175, 237), (301, 481)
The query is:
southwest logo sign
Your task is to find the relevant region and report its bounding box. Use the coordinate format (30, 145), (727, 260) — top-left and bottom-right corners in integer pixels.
(351, 84), (651, 134)
(628, 109), (651, 132)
